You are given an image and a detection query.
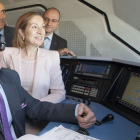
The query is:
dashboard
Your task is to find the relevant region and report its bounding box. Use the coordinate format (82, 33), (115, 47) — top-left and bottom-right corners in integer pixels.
(60, 56), (140, 126)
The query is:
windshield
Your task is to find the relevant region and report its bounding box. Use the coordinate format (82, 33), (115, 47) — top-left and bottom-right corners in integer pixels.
(5, 0), (140, 63)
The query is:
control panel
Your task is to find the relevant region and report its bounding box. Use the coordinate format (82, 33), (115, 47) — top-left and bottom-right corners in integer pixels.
(60, 57), (140, 126)
(70, 76), (102, 100)
(103, 66), (140, 125)
(74, 61), (114, 79)
(60, 58), (119, 102)
(115, 71), (140, 113)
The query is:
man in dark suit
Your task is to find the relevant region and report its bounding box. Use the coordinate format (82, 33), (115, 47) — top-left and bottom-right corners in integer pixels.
(43, 8), (75, 56)
(50, 32), (67, 51)
(4, 26), (14, 47)
(0, 2), (14, 47)
(0, 44), (96, 139)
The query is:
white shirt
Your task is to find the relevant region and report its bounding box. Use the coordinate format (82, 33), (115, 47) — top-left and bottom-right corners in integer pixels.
(43, 32), (53, 50)
(0, 84), (17, 140)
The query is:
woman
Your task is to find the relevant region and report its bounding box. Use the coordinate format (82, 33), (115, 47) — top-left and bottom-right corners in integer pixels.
(2, 12), (65, 103)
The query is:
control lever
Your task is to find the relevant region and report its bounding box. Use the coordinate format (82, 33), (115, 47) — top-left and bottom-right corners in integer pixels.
(76, 127), (90, 136)
(76, 113), (90, 136)
(95, 114), (114, 126)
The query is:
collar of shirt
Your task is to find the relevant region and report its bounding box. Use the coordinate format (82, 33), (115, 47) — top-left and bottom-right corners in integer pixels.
(44, 32), (53, 50)
(0, 28), (4, 36)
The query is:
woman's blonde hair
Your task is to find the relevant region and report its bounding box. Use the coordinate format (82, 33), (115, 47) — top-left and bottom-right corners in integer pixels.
(13, 11), (43, 48)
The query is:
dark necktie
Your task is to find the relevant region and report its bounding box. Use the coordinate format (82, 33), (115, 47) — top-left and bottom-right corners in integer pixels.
(0, 93), (13, 140)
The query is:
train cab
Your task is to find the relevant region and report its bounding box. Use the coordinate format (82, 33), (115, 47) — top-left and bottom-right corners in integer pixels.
(1, 0), (140, 140)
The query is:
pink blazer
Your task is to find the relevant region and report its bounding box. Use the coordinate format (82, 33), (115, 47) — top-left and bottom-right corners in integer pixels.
(2, 47), (66, 103)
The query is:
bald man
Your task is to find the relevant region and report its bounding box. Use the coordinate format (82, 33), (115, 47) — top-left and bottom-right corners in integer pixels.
(43, 7), (75, 56)
(0, 2), (14, 47)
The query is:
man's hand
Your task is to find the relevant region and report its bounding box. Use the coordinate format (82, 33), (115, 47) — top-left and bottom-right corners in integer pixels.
(77, 103), (96, 129)
(57, 48), (76, 56)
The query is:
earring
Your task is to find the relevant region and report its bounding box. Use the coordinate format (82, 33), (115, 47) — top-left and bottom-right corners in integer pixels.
(22, 37), (24, 41)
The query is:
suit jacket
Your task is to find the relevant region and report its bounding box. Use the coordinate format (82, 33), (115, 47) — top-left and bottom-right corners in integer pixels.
(50, 33), (67, 50)
(0, 68), (77, 140)
(3, 47), (65, 103)
(4, 26), (15, 47)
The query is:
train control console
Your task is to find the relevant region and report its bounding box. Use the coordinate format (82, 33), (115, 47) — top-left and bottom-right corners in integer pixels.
(60, 56), (140, 126)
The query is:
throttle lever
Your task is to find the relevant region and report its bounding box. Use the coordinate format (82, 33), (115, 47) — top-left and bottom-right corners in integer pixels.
(95, 114), (114, 126)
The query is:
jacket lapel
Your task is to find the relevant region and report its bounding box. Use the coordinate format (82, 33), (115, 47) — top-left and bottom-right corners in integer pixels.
(4, 26), (14, 47)
(4, 26), (11, 47)
(0, 81), (22, 137)
(32, 48), (46, 94)
(50, 33), (58, 50)
(11, 49), (21, 77)
(0, 123), (4, 136)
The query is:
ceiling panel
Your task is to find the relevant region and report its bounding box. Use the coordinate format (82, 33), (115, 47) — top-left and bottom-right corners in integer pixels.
(6, 6), (45, 27)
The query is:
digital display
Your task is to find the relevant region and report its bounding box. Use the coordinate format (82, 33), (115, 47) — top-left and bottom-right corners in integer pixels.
(79, 79), (95, 85)
(81, 64), (107, 75)
(121, 75), (140, 109)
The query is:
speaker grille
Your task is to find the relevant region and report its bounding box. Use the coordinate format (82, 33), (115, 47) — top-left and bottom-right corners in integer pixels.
(90, 43), (102, 57)
(59, 20), (86, 56)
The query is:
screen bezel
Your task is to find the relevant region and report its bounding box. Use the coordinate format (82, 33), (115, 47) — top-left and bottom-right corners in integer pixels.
(80, 63), (108, 75)
(114, 70), (140, 113)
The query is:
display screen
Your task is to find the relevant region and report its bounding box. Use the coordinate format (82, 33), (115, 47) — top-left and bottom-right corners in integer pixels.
(81, 64), (107, 75)
(79, 79), (95, 85)
(121, 75), (140, 109)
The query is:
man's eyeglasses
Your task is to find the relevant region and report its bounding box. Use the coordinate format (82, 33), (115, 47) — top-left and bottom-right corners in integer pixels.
(44, 18), (59, 23)
(0, 34), (5, 51)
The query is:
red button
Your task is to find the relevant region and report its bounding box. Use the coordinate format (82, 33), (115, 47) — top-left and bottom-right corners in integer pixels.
(85, 87), (90, 90)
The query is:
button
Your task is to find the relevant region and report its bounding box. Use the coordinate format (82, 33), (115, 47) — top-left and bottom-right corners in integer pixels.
(85, 87), (90, 90)
(84, 92), (88, 95)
